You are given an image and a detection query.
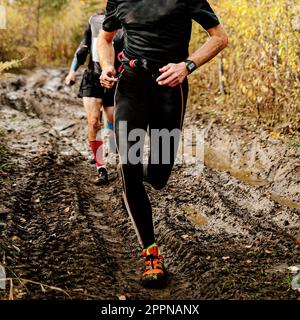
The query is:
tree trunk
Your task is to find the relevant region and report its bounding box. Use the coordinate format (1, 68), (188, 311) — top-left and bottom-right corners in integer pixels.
(36, 0), (41, 41)
(218, 55), (226, 95)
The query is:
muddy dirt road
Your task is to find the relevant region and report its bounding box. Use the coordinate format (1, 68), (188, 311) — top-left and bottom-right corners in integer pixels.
(0, 68), (299, 300)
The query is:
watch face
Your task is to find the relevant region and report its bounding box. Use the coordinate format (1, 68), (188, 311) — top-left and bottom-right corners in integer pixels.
(189, 62), (197, 71)
(186, 60), (197, 73)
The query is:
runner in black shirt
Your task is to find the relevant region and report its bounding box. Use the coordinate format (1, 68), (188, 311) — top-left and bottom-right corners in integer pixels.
(98, 0), (228, 287)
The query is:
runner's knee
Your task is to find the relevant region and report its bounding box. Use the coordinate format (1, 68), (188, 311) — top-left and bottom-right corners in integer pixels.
(121, 163), (143, 184)
(88, 117), (100, 131)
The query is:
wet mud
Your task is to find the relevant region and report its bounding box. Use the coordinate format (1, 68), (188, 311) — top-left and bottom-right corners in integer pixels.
(0, 68), (299, 300)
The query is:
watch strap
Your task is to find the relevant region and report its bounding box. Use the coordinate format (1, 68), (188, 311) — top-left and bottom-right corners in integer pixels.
(184, 59), (197, 74)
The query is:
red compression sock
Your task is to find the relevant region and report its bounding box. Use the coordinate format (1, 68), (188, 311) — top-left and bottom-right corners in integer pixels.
(89, 140), (105, 167)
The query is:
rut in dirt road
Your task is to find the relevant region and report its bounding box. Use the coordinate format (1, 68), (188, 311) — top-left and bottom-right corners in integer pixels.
(0, 68), (299, 300)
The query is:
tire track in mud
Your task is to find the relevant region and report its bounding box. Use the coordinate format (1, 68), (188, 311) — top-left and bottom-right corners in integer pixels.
(8, 155), (118, 299)
(149, 167), (299, 299)
(0, 70), (183, 299)
(8, 153), (194, 299)
(194, 169), (298, 240)
(1, 68), (299, 300)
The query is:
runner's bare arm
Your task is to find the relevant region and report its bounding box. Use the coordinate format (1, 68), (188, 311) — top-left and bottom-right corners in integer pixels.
(157, 24), (228, 87)
(65, 23), (92, 86)
(98, 29), (118, 89)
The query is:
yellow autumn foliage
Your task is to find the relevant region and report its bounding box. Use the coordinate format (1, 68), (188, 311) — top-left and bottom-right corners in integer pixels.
(0, 0), (299, 128)
(190, 0), (300, 128)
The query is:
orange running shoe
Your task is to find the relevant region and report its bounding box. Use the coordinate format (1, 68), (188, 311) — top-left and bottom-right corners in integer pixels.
(141, 245), (166, 287)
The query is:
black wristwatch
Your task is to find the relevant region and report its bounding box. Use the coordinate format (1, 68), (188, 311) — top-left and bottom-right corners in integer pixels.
(184, 59), (197, 74)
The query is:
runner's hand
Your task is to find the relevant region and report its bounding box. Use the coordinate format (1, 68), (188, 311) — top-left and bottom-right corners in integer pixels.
(100, 66), (118, 89)
(65, 71), (76, 86)
(157, 62), (189, 87)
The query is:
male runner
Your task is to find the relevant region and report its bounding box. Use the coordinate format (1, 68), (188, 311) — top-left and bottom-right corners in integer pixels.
(98, 0), (228, 286)
(65, 9), (123, 185)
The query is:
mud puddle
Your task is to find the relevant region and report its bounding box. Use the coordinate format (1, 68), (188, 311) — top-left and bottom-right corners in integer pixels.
(204, 146), (271, 187)
(183, 141), (298, 210)
(0, 68), (299, 300)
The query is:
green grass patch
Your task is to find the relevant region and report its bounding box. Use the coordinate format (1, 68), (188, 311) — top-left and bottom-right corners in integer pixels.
(287, 139), (300, 155)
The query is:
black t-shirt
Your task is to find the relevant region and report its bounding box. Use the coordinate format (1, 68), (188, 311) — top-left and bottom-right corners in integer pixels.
(103, 0), (220, 64)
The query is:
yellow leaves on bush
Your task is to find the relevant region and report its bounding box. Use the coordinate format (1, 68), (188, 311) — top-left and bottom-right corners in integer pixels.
(0, 59), (25, 79)
(189, 0), (300, 129)
(0, 0), (299, 129)
(0, 60), (21, 73)
(0, 0), (104, 66)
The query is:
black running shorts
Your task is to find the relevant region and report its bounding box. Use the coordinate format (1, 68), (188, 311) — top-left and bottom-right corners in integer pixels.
(78, 69), (115, 107)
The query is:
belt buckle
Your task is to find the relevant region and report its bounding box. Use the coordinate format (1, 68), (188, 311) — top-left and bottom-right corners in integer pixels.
(141, 59), (160, 79)
(141, 58), (148, 70)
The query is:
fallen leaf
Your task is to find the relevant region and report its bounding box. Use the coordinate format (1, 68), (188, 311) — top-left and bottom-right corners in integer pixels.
(181, 235), (189, 239)
(265, 249), (272, 254)
(222, 256), (230, 261)
(119, 295), (126, 301)
(245, 245), (252, 249)
(34, 198), (40, 203)
(246, 260), (252, 264)
(206, 256), (211, 260)
(64, 207), (70, 214)
(270, 131), (283, 140)
(295, 237), (300, 245)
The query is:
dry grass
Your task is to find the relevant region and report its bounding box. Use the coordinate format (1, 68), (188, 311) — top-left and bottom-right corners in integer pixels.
(189, 0), (300, 131)
(0, 276), (71, 300)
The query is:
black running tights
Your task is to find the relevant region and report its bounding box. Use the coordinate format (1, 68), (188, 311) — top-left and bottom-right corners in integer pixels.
(115, 66), (188, 248)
